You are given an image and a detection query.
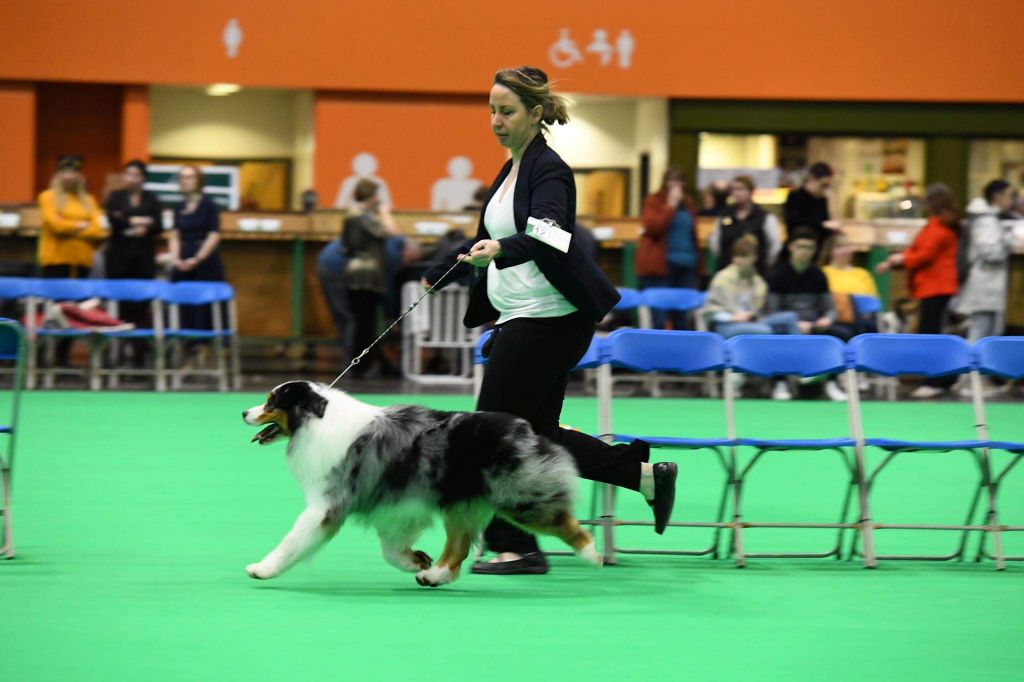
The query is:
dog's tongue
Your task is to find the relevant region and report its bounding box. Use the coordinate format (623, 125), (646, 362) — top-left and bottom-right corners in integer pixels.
(252, 423), (282, 445)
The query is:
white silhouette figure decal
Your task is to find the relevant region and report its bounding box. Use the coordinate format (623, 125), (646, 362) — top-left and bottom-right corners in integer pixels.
(223, 18), (243, 59)
(430, 156), (482, 211)
(334, 153), (393, 209)
(586, 29), (614, 66)
(549, 29), (583, 68)
(616, 30), (635, 68)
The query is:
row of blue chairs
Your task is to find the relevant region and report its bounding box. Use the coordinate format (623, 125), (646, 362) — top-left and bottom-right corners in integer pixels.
(0, 277), (240, 391)
(610, 287), (890, 398)
(475, 330), (1024, 570)
(0, 319), (24, 557)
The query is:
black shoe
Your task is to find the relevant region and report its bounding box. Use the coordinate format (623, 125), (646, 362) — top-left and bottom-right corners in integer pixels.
(648, 462), (678, 535)
(470, 552), (549, 575)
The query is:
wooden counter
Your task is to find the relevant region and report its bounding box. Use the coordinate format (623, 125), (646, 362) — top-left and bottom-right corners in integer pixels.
(4, 206), (1024, 337)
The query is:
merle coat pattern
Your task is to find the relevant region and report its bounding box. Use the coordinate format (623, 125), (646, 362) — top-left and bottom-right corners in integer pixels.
(242, 382), (600, 587)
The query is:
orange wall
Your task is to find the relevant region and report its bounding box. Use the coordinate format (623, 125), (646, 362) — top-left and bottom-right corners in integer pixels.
(34, 83), (123, 199)
(0, 1), (1022, 103)
(121, 86), (150, 163)
(0, 83), (36, 202)
(314, 93), (508, 210)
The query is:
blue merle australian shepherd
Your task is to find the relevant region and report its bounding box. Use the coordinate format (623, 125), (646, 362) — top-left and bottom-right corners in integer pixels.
(242, 381), (601, 587)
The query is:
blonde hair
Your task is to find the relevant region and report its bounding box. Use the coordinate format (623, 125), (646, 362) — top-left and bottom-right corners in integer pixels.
(494, 67), (570, 133)
(50, 173), (91, 212)
(733, 234), (760, 258)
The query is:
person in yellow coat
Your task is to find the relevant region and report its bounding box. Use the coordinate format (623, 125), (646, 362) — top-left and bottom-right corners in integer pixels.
(36, 154), (107, 366)
(37, 155), (107, 278)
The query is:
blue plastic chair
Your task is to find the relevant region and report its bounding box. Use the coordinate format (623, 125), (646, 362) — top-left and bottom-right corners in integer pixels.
(0, 318), (26, 558)
(599, 329), (733, 561)
(162, 282), (240, 391)
(638, 287), (705, 333)
(724, 335), (860, 567)
(851, 294), (882, 316)
(0, 277), (33, 301)
(91, 280), (168, 391)
(472, 328), (603, 398)
(847, 333), (997, 567)
(972, 337), (1024, 565)
(26, 278), (103, 388)
(613, 287), (644, 312)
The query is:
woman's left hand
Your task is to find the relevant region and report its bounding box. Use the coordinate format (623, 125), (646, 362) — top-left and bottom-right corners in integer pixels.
(458, 239), (503, 267)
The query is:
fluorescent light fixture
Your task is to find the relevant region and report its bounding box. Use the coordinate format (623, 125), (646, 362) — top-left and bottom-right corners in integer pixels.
(899, 200), (913, 210)
(206, 83), (241, 96)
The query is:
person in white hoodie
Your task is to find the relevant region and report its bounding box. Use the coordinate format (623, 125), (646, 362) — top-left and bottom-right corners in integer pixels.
(957, 179), (1017, 342)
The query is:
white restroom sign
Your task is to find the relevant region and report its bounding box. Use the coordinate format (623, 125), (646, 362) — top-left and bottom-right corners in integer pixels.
(549, 29), (634, 69)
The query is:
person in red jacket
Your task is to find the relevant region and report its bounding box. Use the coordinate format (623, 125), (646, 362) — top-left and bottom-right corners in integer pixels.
(876, 182), (960, 397)
(635, 166), (700, 328)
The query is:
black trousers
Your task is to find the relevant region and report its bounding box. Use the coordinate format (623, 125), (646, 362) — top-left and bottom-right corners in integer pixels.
(40, 264), (90, 366)
(476, 311), (647, 555)
(917, 295), (955, 388)
(347, 289), (382, 375)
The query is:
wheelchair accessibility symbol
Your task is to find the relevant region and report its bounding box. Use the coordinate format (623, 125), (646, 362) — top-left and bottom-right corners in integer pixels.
(549, 29), (583, 68)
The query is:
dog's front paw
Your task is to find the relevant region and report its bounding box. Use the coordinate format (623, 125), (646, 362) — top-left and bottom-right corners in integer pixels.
(246, 562), (278, 580)
(415, 565), (454, 588)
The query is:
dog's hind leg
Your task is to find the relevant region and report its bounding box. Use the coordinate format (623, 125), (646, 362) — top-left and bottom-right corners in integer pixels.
(500, 508), (602, 568)
(246, 505), (345, 580)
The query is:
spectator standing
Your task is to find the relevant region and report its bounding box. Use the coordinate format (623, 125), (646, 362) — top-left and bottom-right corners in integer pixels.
(708, 175), (782, 276)
(169, 165), (225, 334)
(876, 183), (960, 398)
(819, 233), (880, 336)
(316, 238), (354, 362)
(767, 227), (847, 401)
(37, 154), (107, 365)
(636, 167), (700, 328)
(956, 179), (1016, 342)
(342, 179), (398, 378)
(105, 159), (163, 364)
(783, 162), (841, 256)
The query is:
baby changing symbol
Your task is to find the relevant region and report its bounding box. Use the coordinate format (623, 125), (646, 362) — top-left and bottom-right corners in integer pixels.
(549, 28), (635, 69)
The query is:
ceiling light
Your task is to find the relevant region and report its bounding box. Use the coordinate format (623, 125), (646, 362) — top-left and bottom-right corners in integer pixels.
(206, 83), (241, 96)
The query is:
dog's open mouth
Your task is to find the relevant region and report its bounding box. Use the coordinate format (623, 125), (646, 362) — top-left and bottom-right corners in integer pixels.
(252, 423), (282, 445)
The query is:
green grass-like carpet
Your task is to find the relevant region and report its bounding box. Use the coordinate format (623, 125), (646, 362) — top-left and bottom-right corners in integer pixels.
(1, 391), (1022, 681)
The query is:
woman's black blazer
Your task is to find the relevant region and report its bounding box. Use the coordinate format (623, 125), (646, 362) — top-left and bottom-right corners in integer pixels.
(424, 135), (620, 328)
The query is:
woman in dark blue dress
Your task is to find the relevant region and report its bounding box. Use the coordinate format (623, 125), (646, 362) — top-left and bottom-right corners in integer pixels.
(169, 165), (225, 331)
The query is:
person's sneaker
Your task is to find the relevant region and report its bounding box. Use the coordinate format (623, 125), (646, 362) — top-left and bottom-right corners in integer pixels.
(771, 380), (792, 401)
(910, 385), (944, 399)
(59, 303), (134, 332)
(824, 379), (848, 402)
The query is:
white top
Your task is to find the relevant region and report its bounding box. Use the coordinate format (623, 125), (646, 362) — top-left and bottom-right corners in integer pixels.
(484, 175), (577, 324)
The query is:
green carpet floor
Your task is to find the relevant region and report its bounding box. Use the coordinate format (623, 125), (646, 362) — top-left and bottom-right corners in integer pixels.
(2, 391), (1022, 681)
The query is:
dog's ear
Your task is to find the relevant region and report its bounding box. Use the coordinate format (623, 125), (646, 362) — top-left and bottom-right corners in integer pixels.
(305, 392), (327, 419)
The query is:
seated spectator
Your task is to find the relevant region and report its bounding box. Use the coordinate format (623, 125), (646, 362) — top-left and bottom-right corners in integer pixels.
(704, 234), (799, 400)
(767, 227), (847, 401)
(819, 233), (879, 336)
(875, 183), (960, 398)
(704, 235), (799, 337)
(708, 175), (782, 277)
